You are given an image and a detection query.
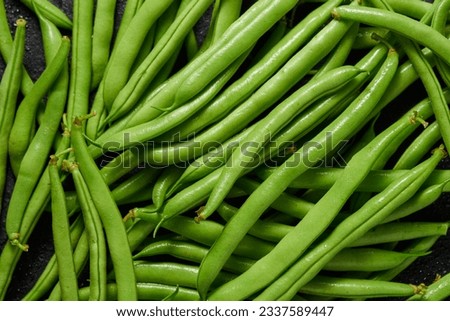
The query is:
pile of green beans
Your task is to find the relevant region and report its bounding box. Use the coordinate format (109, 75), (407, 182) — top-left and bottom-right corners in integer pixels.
(2, 0), (450, 302)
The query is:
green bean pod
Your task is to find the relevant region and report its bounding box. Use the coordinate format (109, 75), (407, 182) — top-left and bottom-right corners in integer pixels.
(78, 283), (200, 301)
(68, 162), (108, 301)
(322, 248), (427, 272)
(300, 275), (420, 299)
(134, 239), (254, 274)
(91, 0), (117, 89)
(20, 0), (72, 29)
(0, 19), (25, 210)
(49, 156), (79, 301)
(71, 116), (137, 301)
(332, 5), (450, 65)
(102, 0), (175, 108)
(198, 48), (400, 300)
(350, 221), (449, 247)
(7, 36), (70, 176)
(106, 0), (215, 121)
(132, 261), (235, 290)
(66, 0), (94, 124)
(22, 216), (85, 301)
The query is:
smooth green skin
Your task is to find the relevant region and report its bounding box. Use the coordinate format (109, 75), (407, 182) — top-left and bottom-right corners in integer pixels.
(66, 0), (93, 125)
(22, 216), (85, 301)
(130, 212), (274, 260)
(197, 0), (243, 55)
(91, 0), (117, 89)
(6, 37), (70, 245)
(114, 0), (142, 44)
(0, 19), (25, 210)
(49, 158), (79, 301)
(20, 0), (72, 29)
(132, 261), (235, 290)
(257, 149), (445, 301)
(198, 66), (363, 220)
(7, 36), (70, 176)
(152, 166), (185, 211)
(0, 132), (71, 300)
(134, 239), (254, 274)
(71, 118), (137, 301)
(372, 235), (441, 282)
(78, 283), (200, 301)
(431, 0), (450, 88)
(394, 122), (441, 169)
(332, 5), (450, 66)
(198, 49), (400, 300)
(157, 0), (344, 143)
(91, 50), (249, 157)
(217, 202), (294, 243)
(383, 0), (431, 20)
(350, 221), (449, 247)
(352, 27), (389, 49)
(102, 0), (175, 108)
(322, 248), (426, 272)
(70, 165), (107, 301)
(300, 275), (417, 299)
(106, 0), (215, 123)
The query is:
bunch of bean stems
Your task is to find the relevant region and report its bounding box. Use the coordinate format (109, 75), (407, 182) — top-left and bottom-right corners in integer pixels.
(1, 0), (450, 301)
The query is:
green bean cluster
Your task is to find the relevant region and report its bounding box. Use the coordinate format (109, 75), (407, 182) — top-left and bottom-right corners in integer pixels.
(2, 0), (450, 301)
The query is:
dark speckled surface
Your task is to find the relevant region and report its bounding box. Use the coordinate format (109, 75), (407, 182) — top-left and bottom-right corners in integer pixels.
(0, 0), (449, 301)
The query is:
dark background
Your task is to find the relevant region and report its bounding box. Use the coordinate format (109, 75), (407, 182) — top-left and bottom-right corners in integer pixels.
(0, 0), (449, 301)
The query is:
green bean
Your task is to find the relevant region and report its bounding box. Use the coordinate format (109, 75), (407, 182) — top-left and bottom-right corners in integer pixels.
(255, 148), (445, 301)
(383, 0), (430, 20)
(0, 19), (25, 210)
(409, 272), (450, 301)
(156, 0), (345, 142)
(152, 166), (185, 211)
(106, 0), (215, 121)
(322, 248), (427, 272)
(198, 48), (399, 300)
(371, 235), (441, 281)
(78, 283), (200, 301)
(198, 0), (243, 54)
(353, 27), (389, 49)
(127, 211), (274, 260)
(197, 66), (363, 221)
(91, 0), (117, 89)
(20, 0), (72, 29)
(71, 116), (137, 301)
(67, 161), (107, 301)
(49, 156), (79, 301)
(114, 0), (143, 45)
(66, 0), (94, 124)
(431, 0), (450, 88)
(102, 0), (175, 108)
(85, 81), (107, 140)
(350, 221), (449, 247)
(5, 37), (70, 248)
(332, 5), (450, 66)
(217, 202), (294, 242)
(299, 275), (420, 299)
(0, 130), (71, 299)
(132, 261), (235, 289)
(134, 239), (254, 274)
(394, 122), (441, 169)
(7, 36), (70, 176)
